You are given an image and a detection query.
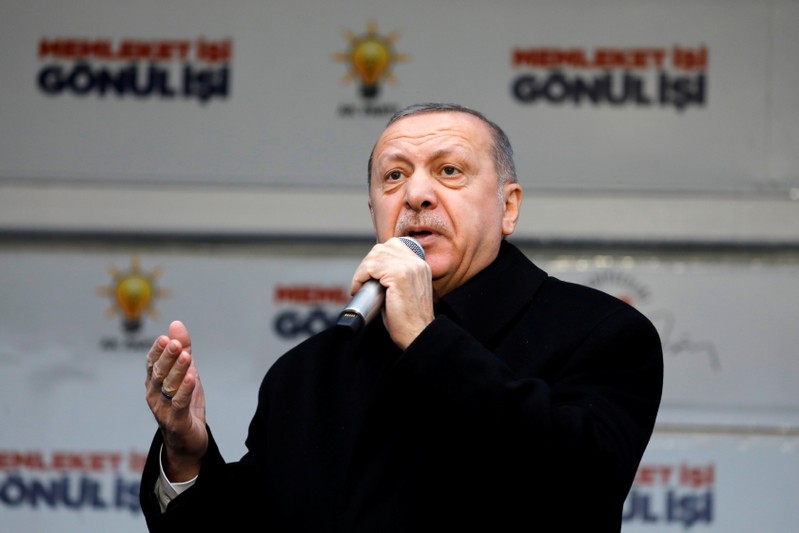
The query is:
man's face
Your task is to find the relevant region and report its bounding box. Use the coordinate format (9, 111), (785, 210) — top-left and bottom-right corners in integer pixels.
(369, 111), (522, 298)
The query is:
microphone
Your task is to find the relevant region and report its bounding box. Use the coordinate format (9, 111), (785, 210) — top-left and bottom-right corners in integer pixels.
(336, 236), (425, 333)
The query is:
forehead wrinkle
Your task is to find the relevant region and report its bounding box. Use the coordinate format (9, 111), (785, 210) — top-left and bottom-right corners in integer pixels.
(428, 145), (474, 163)
(379, 121), (477, 148)
(377, 136), (476, 165)
(372, 113), (494, 178)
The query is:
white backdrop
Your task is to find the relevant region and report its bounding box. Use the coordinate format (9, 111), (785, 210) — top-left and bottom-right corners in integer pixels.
(2, 0), (798, 530)
(1, 0), (797, 195)
(2, 0), (798, 251)
(1, 242), (797, 530)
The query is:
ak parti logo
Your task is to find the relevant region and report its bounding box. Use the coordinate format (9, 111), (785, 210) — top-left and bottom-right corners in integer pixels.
(97, 256), (170, 334)
(334, 21), (408, 117)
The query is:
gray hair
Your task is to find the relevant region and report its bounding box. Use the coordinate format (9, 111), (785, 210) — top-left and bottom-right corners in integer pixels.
(367, 103), (517, 192)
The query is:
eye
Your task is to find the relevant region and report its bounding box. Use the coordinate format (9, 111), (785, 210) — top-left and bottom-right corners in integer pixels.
(441, 165), (460, 176)
(387, 170), (403, 181)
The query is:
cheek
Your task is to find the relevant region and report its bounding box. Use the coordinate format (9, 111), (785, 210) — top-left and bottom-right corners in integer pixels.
(370, 204), (399, 240)
(459, 203), (504, 251)
(458, 201), (500, 236)
(426, 251), (458, 281)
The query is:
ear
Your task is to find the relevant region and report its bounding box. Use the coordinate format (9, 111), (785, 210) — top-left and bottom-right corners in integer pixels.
(501, 183), (523, 236)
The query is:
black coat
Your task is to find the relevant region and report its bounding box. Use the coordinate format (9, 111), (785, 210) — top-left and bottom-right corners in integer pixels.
(141, 241), (663, 531)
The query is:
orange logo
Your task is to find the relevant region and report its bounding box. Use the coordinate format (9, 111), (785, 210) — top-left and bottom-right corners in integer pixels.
(97, 257), (170, 333)
(335, 21), (408, 100)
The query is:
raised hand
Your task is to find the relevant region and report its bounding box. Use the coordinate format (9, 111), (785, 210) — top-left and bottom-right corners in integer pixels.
(145, 320), (208, 481)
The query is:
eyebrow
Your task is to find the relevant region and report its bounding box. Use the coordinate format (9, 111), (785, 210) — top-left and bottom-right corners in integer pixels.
(374, 150), (413, 170)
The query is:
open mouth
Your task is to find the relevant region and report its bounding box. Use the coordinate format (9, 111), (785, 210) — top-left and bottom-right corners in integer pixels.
(407, 230), (433, 239)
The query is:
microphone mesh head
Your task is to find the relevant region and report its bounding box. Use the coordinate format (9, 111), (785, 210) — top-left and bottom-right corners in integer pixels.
(398, 236), (425, 260)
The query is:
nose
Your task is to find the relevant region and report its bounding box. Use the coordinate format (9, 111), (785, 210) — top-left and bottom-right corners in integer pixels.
(403, 172), (437, 211)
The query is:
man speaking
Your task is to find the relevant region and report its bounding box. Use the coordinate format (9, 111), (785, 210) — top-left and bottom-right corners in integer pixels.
(141, 103), (663, 531)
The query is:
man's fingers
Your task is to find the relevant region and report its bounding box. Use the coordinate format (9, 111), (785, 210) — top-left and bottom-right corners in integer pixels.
(146, 321), (191, 391)
(351, 239), (426, 293)
(147, 339), (183, 399)
(146, 335), (169, 379)
(169, 365), (198, 410)
(160, 350), (191, 401)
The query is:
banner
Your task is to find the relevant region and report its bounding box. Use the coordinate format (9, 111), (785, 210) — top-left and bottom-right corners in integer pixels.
(1, 0), (797, 195)
(624, 432), (798, 531)
(1, 242), (797, 530)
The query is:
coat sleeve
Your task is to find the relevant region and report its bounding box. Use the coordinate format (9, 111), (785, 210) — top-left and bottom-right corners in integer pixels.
(139, 425), (261, 530)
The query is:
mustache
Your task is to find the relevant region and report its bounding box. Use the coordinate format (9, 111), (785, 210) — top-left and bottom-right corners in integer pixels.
(395, 212), (449, 236)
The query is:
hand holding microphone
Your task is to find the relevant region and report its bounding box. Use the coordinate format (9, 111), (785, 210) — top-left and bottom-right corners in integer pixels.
(338, 237), (432, 347)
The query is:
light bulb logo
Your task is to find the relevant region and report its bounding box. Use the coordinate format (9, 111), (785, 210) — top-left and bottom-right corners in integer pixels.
(335, 21), (408, 99)
(98, 256), (170, 333)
